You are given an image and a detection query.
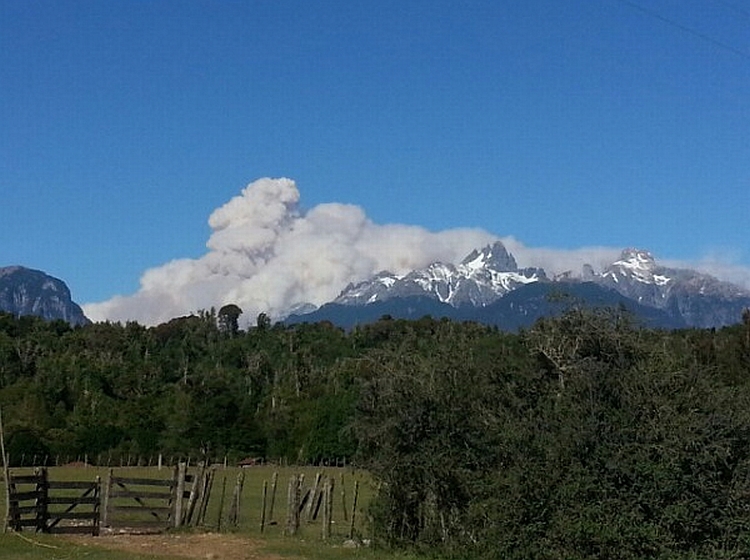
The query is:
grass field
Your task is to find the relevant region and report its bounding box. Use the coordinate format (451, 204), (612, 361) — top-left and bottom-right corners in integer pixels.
(0, 464), (419, 560)
(0, 532), (176, 559)
(0, 531), (423, 560)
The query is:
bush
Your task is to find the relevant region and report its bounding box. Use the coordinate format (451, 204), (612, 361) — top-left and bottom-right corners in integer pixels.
(6, 427), (51, 466)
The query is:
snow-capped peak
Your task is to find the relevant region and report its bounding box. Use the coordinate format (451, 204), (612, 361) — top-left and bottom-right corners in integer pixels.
(461, 241), (518, 272)
(587, 247), (750, 323)
(290, 243), (750, 331)
(334, 241), (546, 308)
(601, 248), (665, 286)
(613, 248), (656, 271)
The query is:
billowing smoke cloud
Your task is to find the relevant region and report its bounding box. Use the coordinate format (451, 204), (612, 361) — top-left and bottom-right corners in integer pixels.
(500, 237), (621, 279)
(84, 178), (496, 325)
(83, 178), (749, 326)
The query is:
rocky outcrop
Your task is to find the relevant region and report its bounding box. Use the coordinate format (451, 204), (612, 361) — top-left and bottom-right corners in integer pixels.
(0, 266), (90, 326)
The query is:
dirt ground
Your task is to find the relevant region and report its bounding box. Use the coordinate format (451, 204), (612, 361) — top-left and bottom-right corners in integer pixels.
(65, 532), (287, 560)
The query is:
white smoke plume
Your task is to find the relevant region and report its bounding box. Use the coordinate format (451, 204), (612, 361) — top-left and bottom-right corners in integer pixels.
(84, 178), (496, 325)
(83, 178), (750, 326)
(500, 237), (621, 279)
(667, 255), (750, 289)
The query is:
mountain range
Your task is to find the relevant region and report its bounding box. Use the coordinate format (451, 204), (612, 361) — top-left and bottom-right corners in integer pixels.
(4, 242), (750, 331)
(287, 242), (750, 331)
(0, 266), (90, 326)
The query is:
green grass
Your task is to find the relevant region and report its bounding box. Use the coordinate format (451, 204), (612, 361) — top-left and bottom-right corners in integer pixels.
(263, 538), (422, 560)
(210, 465), (376, 538)
(0, 532), (185, 559)
(0, 531), (422, 560)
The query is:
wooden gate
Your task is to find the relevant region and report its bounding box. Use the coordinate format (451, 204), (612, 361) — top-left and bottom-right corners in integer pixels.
(102, 463), (210, 532)
(102, 469), (177, 531)
(7, 468), (100, 535)
(46, 476), (101, 534)
(6, 470), (45, 532)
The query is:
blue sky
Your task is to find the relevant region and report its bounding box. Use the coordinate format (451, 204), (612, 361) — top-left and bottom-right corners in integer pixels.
(2, 1), (749, 323)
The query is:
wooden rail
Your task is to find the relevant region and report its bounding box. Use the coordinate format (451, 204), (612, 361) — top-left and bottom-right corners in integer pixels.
(102, 464), (210, 531)
(102, 469), (179, 530)
(6, 468), (100, 535)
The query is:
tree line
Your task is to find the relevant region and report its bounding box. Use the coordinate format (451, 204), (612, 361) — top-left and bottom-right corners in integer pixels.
(1, 306), (750, 558)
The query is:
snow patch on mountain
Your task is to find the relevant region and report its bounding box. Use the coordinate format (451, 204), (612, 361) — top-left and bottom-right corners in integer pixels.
(602, 249), (673, 287)
(327, 242), (750, 329)
(335, 241), (547, 307)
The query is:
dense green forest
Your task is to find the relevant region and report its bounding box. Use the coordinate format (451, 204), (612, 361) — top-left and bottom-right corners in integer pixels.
(2, 307), (750, 559)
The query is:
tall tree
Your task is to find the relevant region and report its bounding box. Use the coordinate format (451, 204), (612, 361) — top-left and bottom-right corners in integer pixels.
(218, 304), (243, 336)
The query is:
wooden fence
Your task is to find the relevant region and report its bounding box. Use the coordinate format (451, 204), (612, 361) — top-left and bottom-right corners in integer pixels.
(7, 468), (100, 535)
(5, 463), (214, 535)
(4, 465), (362, 540)
(276, 472), (359, 540)
(102, 469), (174, 531)
(101, 463), (214, 532)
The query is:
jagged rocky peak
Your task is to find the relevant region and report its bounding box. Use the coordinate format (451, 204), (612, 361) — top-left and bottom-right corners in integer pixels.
(602, 248), (668, 286)
(613, 248), (657, 270)
(582, 263), (596, 280)
(333, 240), (547, 308)
(461, 241), (517, 271)
(294, 241), (750, 330)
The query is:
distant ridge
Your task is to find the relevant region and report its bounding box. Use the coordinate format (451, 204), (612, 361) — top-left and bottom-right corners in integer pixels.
(286, 242), (750, 331)
(0, 266), (90, 326)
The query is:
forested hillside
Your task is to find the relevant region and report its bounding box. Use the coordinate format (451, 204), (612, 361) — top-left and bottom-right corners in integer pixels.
(0, 309), (364, 465)
(2, 308), (750, 558)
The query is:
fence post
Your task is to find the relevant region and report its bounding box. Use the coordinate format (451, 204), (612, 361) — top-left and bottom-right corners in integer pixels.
(260, 480), (268, 533)
(349, 480), (359, 539)
(101, 469), (113, 527)
(36, 467), (49, 533)
(216, 473), (227, 531)
(268, 471), (278, 523)
(322, 476), (334, 540)
(173, 462), (187, 528)
(196, 468), (215, 526)
(306, 472), (322, 522)
(285, 474), (301, 536)
(8, 475), (20, 532)
(0, 405), (10, 534)
(93, 476), (101, 536)
(184, 462), (205, 526)
(340, 472), (348, 522)
(228, 470), (244, 527)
